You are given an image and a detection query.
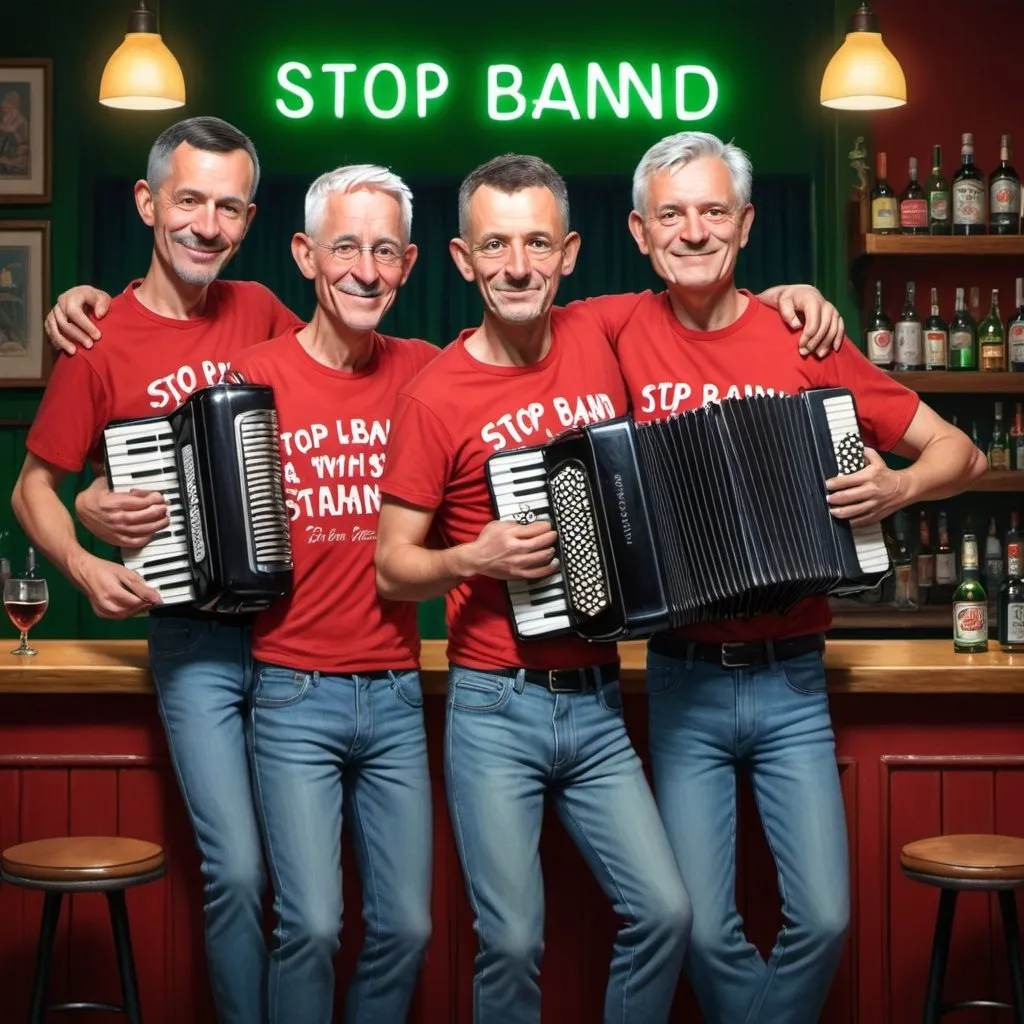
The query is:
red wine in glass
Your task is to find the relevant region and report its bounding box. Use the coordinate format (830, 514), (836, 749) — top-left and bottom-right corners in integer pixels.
(4, 577), (48, 655)
(6, 600), (47, 632)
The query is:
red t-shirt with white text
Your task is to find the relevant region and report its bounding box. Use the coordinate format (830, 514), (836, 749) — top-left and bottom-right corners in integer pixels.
(612, 290), (920, 642)
(381, 300), (636, 671)
(235, 328), (438, 674)
(26, 280), (298, 471)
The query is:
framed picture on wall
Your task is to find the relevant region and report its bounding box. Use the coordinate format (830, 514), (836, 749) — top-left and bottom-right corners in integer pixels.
(0, 220), (51, 386)
(0, 59), (52, 204)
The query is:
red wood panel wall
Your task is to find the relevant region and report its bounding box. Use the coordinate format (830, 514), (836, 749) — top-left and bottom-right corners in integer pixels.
(1, 693), (1022, 1022)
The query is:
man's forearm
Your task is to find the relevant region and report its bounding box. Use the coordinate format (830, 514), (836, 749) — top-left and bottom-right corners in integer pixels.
(899, 436), (987, 505)
(12, 477), (91, 588)
(376, 542), (472, 602)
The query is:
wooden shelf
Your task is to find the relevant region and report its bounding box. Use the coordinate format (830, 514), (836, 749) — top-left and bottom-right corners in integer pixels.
(856, 234), (1024, 257)
(887, 371), (1024, 393)
(969, 470), (1024, 492)
(829, 600), (950, 630)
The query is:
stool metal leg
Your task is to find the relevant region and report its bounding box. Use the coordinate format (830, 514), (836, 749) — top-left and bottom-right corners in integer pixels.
(107, 890), (143, 1024)
(998, 890), (1024, 1024)
(924, 888), (958, 1024)
(28, 892), (62, 1024)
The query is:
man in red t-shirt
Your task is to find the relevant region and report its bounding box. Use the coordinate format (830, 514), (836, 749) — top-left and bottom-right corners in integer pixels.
(12, 117), (299, 1024)
(232, 164), (437, 1024)
(616, 132), (986, 1024)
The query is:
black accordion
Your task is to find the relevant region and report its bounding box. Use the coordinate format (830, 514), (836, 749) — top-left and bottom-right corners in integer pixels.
(485, 388), (891, 642)
(102, 383), (293, 615)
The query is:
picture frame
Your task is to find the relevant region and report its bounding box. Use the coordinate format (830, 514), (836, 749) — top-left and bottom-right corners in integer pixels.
(0, 58), (52, 204)
(0, 220), (51, 386)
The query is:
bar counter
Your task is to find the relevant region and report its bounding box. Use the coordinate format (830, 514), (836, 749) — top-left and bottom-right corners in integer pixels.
(1, 638), (1023, 693)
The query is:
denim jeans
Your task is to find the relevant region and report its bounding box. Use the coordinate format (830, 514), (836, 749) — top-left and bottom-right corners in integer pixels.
(249, 664), (433, 1024)
(646, 648), (850, 1024)
(147, 616), (266, 1024)
(445, 665), (692, 1024)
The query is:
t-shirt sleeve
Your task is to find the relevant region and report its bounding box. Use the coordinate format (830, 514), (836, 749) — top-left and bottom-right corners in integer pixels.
(25, 353), (111, 472)
(824, 339), (921, 451)
(380, 392), (454, 510)
(243, 282), (301, 339)
(575, 292), (648, 352)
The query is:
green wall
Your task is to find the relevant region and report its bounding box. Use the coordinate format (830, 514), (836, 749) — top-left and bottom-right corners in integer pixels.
(0, 0), (861, 641)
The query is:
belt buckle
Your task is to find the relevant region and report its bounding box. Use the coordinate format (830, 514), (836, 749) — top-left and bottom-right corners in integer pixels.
(720, 643), (751, 669)
(548, 668), (584, 693)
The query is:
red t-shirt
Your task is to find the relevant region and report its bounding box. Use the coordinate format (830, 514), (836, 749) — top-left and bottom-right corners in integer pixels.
(235, 328), (438, 674)
(381, 301), (637, 671)
(26, 279), (298, 472)
(612, 290), (921, 642)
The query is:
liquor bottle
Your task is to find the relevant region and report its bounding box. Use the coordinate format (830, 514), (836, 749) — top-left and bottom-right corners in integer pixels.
(870, 151), (899, 234)
(934, 509), (958, 602)
(1011, 402), (1024, 471)
(970, 286), (982, 323)
(1009, 277), (1024, 372)
(24, 546), (37, 580)
(953, 531), (988, 652)
(989, 401), (1010, 469)
(865, 280), (893, 368)
(924, 287), (948, 370)
(989, 133), (1021, 235)
(984, 514), (1005, 593)
(999, 511), (1024, 651)
(948, 287), (977, 370)
(978, 289), (1006, 371)
(894, 281), (924, 370)
(952, 133), (987, 235)
(892, 513), (917, 609)
(971, 419), (982, 451)
(916, 509), (935, 605)
(925, 144), (951, 235)
(899, 157), (928, 234)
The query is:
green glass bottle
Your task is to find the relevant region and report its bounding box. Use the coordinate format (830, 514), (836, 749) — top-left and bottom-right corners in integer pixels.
(953, 532), (989, 652)
(925, 144), (951, 235)
(978, 288), (1006, 371)
(949, 286), (977, 370)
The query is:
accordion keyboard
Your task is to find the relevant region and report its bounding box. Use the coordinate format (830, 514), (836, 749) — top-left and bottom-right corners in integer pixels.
(103, 419), (196, 604)
(486, 447), (571, 637)
(236, 410), (292, 570)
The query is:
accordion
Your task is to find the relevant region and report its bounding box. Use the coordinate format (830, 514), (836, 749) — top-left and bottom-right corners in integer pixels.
(485, 388), (892, 642)
(102, 383), (293, 615)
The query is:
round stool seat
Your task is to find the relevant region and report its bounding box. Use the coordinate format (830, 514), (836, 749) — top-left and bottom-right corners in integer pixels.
(2, 836), (165, 885)
(901, 833), (1024, 882)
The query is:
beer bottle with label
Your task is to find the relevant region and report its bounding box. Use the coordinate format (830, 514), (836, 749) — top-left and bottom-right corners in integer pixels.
(1009, 277), (1024, 372)
(924, 287), (948, 370)
(871, 151), (899, 234)
(979, 289), (1007, 371)
(865, 280), (893, 368)
(999, 511), (1024, 651)
(953, 531), (988, 652)
(952, 132), (987, 235)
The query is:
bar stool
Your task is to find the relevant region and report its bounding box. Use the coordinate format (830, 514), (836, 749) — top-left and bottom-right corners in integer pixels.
(901, 833), (1024, 1023)
(1, 836), (165, 1023)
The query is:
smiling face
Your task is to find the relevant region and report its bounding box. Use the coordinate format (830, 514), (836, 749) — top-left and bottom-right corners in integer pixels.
(628, 155), (754, 297)
(136, 141), (256, 287)
(292, 187), (418, 333)
(450, 184), (579, 326)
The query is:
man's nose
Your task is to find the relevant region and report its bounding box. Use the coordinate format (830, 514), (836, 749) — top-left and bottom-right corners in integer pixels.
(678, 209), (709, 243)
(191, 203), (220, 239)
(350, 247), (379, 285)
(503, 241), (531, 279)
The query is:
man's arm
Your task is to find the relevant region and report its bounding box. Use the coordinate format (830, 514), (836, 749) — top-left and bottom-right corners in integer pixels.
(375, 498), (557, 602)
(826, 402), (988, 527)
(757, 284), (845, 357)
(44, 285), (112, 354)
(75, 474), (170, 548)
(12, 454), (163, 618)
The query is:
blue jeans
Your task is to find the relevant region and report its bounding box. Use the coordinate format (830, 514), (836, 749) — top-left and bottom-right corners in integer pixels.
(445, 665), (692, 1024)
(249, 664), (433, 1024)
(147, 616), (266, 1024)
(647, 648), (850, 1024)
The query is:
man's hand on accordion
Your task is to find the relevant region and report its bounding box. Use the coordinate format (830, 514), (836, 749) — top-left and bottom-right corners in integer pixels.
(464, 520), (559, 581)
(69, 552), (163, 620)
(75, 477), (170, 548)
(825, 447), (903, 527)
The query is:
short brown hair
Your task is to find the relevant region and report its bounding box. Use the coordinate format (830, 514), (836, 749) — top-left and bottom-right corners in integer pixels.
(458, 154), (570, 237)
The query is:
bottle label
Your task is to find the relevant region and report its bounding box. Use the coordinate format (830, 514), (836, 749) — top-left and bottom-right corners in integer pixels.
(990, 448), (1010, 470)
(925, 330), (948, 366)
(950, 329), (974, 352)
(1008, 543), (1022, 577)
(1010, 323), (1024, 364)
(953, 180), (986, 224)
(986, 556), (1005, 580)
(954, 601), (988, 643)
(1015, 439), (1024, 471)
(962, 538), (980, 568)
(991, 176), (1022, 215)
(929, 191), (949, 221)
(935, 552), (957, 584)
(1006, 604), (1024, 644)
(981, 342), (1007, 371)
(895, 322), (923, 365)
(871, 197), (898, 229)
(866, 329), (892, 364)
(900, 199), (928, 228)
(917, 554), (935, 586)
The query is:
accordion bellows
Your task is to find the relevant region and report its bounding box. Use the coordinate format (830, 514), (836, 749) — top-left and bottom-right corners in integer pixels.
(486, 388), (892, 642)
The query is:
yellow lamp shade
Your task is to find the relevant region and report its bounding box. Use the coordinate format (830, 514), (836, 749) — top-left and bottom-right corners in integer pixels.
(820, 30), (906, 110)
(99, 32), (185, 110)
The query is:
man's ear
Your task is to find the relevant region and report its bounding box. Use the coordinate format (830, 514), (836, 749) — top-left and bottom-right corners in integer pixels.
(291, 233), (317, 280)
(739, 204), (755, 249)
(559, 231), (582, 277)
(449, 237), (476, 283)
(399, 243), (419, 286)
(134, 179), (155, 227)
(627, 210), (649, 255)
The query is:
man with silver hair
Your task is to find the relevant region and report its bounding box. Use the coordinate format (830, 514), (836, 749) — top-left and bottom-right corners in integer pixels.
(232, 163), (437, 1023)
(616, 130), (985, 1023)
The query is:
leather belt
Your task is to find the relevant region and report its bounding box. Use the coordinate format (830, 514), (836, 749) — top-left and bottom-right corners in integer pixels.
(495, 662), (620, 693)
(648, 632), (825, 669)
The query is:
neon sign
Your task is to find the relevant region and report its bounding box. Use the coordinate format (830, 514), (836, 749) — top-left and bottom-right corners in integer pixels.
(274, 60), (719, 122)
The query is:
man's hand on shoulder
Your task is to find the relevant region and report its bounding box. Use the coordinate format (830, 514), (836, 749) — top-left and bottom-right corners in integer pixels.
(75, 476), (169, 548)
(759, 284), (845, 359)
(45, 285), (112, 355)
(67, 550), (162, 619)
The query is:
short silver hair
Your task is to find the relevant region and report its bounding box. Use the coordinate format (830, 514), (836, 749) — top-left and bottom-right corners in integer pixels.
(304, 164), (413, 242)
(632, 131), (752, 215)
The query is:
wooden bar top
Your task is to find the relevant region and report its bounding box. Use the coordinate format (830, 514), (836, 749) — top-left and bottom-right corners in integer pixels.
(0, 639), (1021, 695)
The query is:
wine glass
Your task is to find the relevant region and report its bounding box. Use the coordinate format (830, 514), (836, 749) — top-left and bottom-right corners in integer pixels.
(4, 577), (48, 656)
